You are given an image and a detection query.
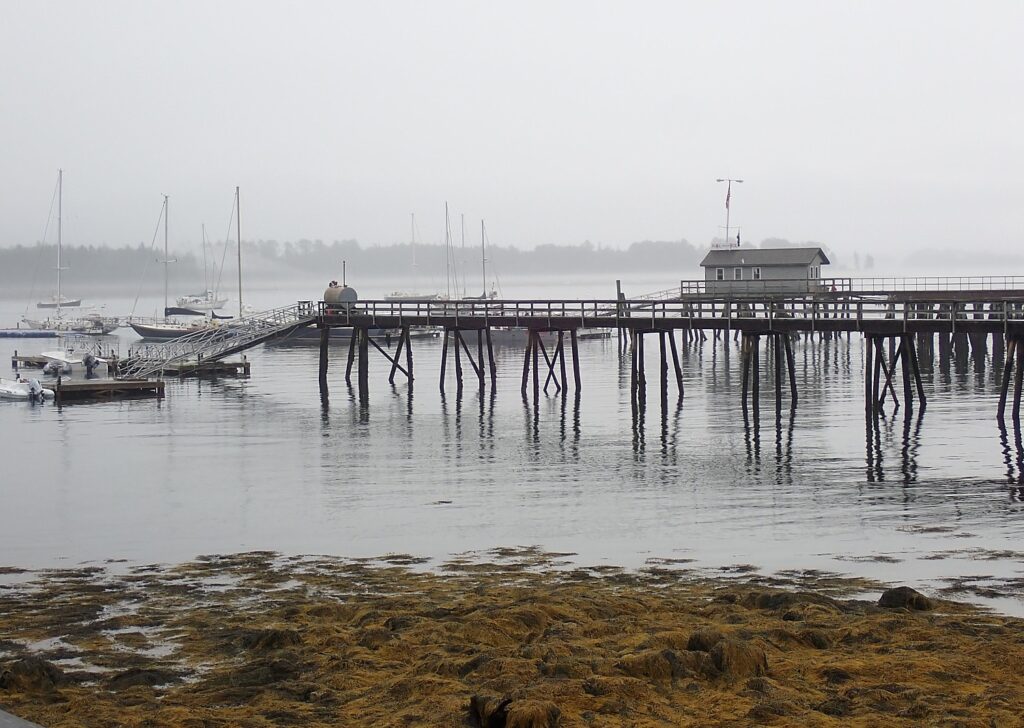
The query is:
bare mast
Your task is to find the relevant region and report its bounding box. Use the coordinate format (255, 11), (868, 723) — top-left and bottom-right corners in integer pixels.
(56, 169), (62, 317)
(236, 186), (242, 319)
(481, 219), (487, 298)
(163, 195), (169, 319)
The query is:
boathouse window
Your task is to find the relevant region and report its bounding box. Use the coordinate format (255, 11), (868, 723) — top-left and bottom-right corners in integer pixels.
(753, 267), (761, 280)
(733, 267), (742, 280)
(716, 268), (724, 281)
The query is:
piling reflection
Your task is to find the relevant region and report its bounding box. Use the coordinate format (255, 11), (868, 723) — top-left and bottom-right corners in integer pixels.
(743, 404), (761, 468)
(865, 408), (923, 484)
(774, 407), (795, 485)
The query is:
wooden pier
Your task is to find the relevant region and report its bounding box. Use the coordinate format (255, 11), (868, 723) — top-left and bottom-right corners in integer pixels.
(310, 279), (1024, 424)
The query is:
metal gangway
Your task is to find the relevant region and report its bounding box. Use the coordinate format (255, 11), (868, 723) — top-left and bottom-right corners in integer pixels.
(121, 302), (316, 379)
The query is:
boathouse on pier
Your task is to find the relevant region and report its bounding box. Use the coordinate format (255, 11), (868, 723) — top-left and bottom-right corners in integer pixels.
(700, 247), (830, 294)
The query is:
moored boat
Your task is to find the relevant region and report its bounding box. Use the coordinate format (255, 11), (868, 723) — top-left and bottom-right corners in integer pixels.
(0, 377), (54, 401)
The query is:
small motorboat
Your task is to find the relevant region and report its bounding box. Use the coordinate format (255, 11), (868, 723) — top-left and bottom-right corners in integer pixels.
(0, 377), (55, 402)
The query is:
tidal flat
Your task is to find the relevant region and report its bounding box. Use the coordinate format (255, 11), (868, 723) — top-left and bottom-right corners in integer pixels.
(2, 548), (1023, 727)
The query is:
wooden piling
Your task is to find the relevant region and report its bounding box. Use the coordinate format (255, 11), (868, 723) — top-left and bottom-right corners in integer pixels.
(1014, 337), (1024, 423)
(906, 334), (925, 409)
(477, 330), (485, 389)
(440, 328), (450, 392)
(637, 332), (647, 390)
(345, 327), (357, 384)
(784, 334), (797, 407)
(318, 325), (330, 388)
(486, 326), (496, 385)
(668, 329), (683, 398)
(900, 337), (913, 410)
(454, 330), (464, 391)
(998, 337), (1016, 421)
(659, 332), (669, 402)
(388, 328), (405, 384)
(558, 331), (568, 393)
(629, 330), (638, 399)
(752, 335), (760, 415)
(404, 325), (414, 382)
(357, 326), (369, 392)
(865, 335), (874, 419)
(774, 335), (783, 414)
(570, 328), (581, 391)
(521, 332), (531, 396)
(532, 330), (540, 401)
(740, 335), (751, 408)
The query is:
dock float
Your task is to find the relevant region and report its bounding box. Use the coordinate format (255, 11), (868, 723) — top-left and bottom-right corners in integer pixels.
(160, 359), (251, 378)
(10, 354), (49, 369)
(53, 378), (164, 403)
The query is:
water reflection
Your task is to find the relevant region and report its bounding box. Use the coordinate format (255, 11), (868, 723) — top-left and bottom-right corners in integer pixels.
(865, 408), (924, 484)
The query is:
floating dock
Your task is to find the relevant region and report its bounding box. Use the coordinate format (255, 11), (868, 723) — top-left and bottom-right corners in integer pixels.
(160, 359), (251, 377)
(52, 378), (164, 403)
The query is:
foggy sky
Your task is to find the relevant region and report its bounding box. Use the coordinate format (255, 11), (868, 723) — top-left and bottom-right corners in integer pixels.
(2, 1), (1022, 259)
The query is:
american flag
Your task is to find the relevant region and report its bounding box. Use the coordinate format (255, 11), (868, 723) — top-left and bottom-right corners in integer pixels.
(725, 187), (731, 210)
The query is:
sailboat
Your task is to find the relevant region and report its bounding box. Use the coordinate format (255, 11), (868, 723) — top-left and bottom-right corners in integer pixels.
(22, 171), (116, 335)
(176, 225), (228, 310)
(386, 213), (444, 301)
(36, 170), (82, 309)
(129, 188), (242, 340)
(129, 195), (210, 339)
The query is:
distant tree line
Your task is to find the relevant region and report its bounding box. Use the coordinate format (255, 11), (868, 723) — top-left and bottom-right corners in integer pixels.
(0, 236), (845, 290)
(0, 243), (200, 290)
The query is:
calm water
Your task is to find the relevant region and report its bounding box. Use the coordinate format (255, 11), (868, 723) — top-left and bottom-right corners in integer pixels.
(3, 287), (1024, 613)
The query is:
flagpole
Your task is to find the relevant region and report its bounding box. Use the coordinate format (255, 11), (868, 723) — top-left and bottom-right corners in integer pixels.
(716, 178), (743, 247)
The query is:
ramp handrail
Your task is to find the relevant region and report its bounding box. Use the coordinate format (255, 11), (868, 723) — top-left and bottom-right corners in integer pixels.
(121, 302), (316, 379)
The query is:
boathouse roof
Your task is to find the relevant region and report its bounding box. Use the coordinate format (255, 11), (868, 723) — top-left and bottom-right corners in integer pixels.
(700, 247), (830, 267)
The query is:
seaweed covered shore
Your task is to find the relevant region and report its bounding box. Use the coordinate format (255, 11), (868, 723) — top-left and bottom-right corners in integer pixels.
(2, 548), (1023, 726)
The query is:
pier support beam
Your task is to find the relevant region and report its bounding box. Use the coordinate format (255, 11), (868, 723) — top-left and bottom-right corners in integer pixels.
(627, 328), (685, 405)
(865, 333), (926, 416)
(318, 325), (330, 389)
(521, 328), (585, 401)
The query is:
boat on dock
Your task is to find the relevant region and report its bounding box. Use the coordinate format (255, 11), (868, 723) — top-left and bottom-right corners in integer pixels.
(22, 311), (119, 335)
(128, 317), (222, 340)
(176, 289), (227, 311)
(36, 294), (82, 309)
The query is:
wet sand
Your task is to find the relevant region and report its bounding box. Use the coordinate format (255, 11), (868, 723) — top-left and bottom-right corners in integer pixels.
(2, 548), (1023, 726)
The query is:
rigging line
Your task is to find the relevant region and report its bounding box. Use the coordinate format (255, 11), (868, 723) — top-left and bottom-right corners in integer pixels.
(213, 194), (237, 299)
(129, 200), (167, 317)
(23, 175), (62, 317)
(484, 226), (503, 297)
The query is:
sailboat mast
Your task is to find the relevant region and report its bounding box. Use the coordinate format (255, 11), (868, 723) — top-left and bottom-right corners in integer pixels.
(162, 195), (170, 320)
(236, 186), (242, 319)
(56, 169), (63, 317)
(444, 202), (451, 299)
(201, 223), (209, 295)
(410, 212), (416, 269)
(481, 219), (487, 298)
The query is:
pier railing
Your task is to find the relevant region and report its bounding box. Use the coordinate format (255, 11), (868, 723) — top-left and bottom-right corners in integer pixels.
(122, 302), (316, 379)
(318, 295), (1024, 333)
(635, 276), (1024, 299)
